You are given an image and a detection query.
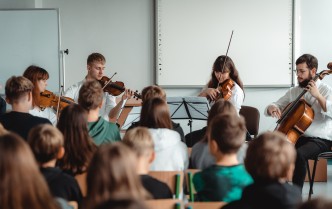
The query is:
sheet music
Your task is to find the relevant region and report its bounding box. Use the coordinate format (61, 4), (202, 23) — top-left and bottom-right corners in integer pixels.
(121, 106), (141, 130)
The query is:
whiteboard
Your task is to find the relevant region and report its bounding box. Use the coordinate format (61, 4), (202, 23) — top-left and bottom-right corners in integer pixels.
(156, 0), (293, 87)
(294, 0), (332, 85)
(0, 9), (61, 94)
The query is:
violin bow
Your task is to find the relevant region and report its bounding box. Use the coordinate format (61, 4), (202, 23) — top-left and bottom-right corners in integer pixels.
(220, 30), (234, 74)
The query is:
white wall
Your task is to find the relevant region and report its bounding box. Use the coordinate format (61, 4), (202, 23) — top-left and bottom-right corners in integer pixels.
(3, 0), (330, 136)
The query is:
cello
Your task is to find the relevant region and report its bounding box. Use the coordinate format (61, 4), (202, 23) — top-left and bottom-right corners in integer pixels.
(276, 64), (332, 144)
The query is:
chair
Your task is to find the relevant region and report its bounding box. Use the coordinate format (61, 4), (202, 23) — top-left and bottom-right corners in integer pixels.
(239, 105), (260, 137)
(307, 151), (332, 199)
(185, 202), (226, 209)
(185, 169), (200, 202)
(145, 199), (182, 209)
(149, 171), (184, 199)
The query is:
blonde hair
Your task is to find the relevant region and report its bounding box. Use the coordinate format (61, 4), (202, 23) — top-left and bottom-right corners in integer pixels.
(27, 124), (64, 164)
(85, 142), (150, 209)
(5, 76), (34, 104)
(78, 80), (103, 111)
(245, 131), (296, 181)
(122, 127), (154, 157)
(141, 85), (166, 103)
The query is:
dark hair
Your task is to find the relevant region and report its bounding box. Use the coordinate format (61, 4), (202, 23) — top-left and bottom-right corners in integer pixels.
(5, 76), (34, 103)
(208, 113), (246, 154)
(0, 133), (60, 209)
(295, 54), (318, 70)
(57, 104), (97, 175)
(95, 199), (148, 209)
(298, 197), (332, 209)
(87, 53), (106, 65)
(78, 80), (103, 111)
(27, 124), (64, 164)
(139, 97), (172, 129)
(208, 55), (244, 90)
(23, 65), (49, 107)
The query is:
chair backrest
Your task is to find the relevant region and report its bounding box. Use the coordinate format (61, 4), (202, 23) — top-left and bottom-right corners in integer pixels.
(185, 169), (200, 202)
(145, 199), (182, 209)
(185, 202), (226, 209)
(149, 171), (184, 199)
(75, 172), (87, 197)
(239, 105), (260, 137)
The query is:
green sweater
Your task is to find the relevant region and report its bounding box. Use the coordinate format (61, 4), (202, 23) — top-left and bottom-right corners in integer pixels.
(193, 164), (253, 202)
(88, 117), (121, 146)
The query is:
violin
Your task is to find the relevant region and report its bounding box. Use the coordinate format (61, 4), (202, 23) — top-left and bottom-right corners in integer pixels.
(98, 76), (125, 96)
(217, 79), (234, 101)
(39, 90), (75, 112)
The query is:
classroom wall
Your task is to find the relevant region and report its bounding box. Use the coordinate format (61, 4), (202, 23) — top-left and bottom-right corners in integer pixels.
(1, 0), (321, 135)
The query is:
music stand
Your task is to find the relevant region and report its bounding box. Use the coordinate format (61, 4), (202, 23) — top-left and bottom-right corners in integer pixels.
(167, 97), (210, 133)
(121, 106), (141, 130)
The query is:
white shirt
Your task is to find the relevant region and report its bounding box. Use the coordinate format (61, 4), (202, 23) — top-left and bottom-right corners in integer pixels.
(64, 79), (117, 121)
(29, 106), (57, 125)
(265, 80), (332, 140)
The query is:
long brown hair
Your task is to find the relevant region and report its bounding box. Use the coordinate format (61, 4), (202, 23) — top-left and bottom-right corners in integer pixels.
(207, 55), (244, 90)
(57, 104), (97, 175)
(139, 97), (172, 129)
(0, 133), (59, 209)
(23, 65), (49, 107)
(84, 142), (150, 209)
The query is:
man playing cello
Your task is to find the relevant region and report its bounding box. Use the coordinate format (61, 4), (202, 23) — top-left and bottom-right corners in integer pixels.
(266, 54), (332, 191)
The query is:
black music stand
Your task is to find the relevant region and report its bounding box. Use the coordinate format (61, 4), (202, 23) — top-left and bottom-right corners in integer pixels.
(167, 97), (210, 133)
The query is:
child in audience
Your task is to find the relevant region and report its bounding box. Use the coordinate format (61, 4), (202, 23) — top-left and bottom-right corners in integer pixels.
(57, 104), (97, 176)
(223, 131), (302, 209)
(123, 127), (173, 199)
(28, 124), (82, 205)
(298, 197), (332, 209)
(193, 113), (253, 202)
(84, 142), (150, 209)
(139, 97), (188, 171)
(0, 132), (61, 209)
(78, 79), (121, 145)
(190, 99), (248, 169)
(0, 76), (51, 139)
(127, 85), (185, 141)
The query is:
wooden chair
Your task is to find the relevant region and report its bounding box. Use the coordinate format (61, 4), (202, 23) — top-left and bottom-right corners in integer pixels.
(185, 202), (226, 209)
(145, 199), (182, 209)
(75, 172), (87, 197)
(149, 171), (184, 199)
(185, 169), (200, 202)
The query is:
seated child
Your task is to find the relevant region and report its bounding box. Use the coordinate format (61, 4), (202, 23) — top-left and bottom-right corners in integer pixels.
(78, 79), (121, 145)
(122, 127), (173, 199)
(193, 113), (253, 202)
(28, 124), (82, 205)
(222, 131), (302, 209)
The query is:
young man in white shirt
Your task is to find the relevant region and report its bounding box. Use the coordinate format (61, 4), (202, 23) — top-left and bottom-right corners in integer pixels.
(265, 54), (332, 191)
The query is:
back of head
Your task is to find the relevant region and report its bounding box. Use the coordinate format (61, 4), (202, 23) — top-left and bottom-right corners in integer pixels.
(78, 79), (103, 111)
(208, 113), (246, 154)
(139, 97), (172, 129)
(207, 99), (237, 126)
(122, 127), (154, 157)
(245, 131), (296, 182)
(295, 54), (318, 70)
(27, 124), (64, 164)
(57, 104), (96, 174)
(5, 76), (34, 104)
(0, 132), (59, 209)
(141, 85), (166, 104)
(87, 53), (106, 65)
(86, 142), (149, 208)
(298, 197), (332, 209)
(95, 199), (148, 209)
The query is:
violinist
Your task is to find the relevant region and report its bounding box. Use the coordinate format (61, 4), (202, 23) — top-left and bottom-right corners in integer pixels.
(23, 65), (57, 125)
(265, 54), (332, 192)
(64, 52), (132, 122)
(198, 55), (244, 113)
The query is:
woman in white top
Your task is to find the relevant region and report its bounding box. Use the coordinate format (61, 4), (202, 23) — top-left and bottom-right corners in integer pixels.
(199, 55), (244, 113)
(23, 65), (57, 125)
(139, 97), (189, 171)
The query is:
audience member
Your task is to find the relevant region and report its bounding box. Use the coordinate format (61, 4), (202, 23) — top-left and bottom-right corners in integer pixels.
(28, 124), (82, 206)
(190, 99), (247, 169)
(78, 79), (121, 145)
(123, 127), (173, 199)
(0, 76), (51, 139)
(298, 197), (332, 209)
(139, 97), (188, 171)
(223, 131), (302, 209)
(0, 96), (6, 115)
(193, 113), (253, 202)
(95, 199), (148, 209)
(84, 142), (150, 209)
